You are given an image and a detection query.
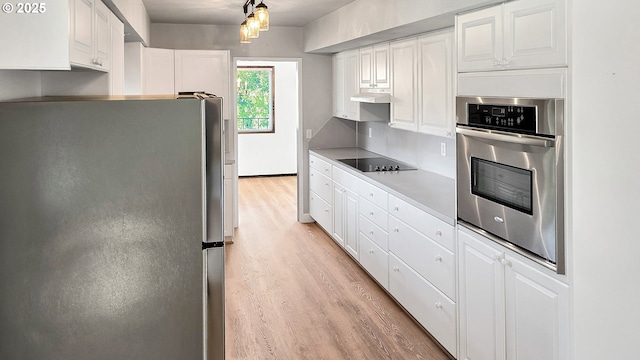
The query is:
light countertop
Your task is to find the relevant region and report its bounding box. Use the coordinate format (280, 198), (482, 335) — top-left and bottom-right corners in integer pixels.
(310, 148), (456, 225)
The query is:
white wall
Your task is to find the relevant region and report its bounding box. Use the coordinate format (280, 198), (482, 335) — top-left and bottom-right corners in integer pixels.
(0, 70), (41, 100)
(237, 61), (298, 176)
(569, 1), (640, 359)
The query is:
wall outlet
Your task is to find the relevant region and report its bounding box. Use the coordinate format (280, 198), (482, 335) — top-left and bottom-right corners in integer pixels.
(306, 129), (313, 139)
(368, 127), (372, 138)
(440, 142), (447, 156)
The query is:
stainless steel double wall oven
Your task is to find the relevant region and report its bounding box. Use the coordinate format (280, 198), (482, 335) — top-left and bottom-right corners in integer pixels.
(456, 96), (565, 273)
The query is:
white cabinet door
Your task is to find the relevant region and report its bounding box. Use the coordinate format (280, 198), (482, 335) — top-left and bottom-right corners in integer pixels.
(70, 0), (96, 67)
(456, 5), (502, 72)
(142, 48), (175, 95)
(372, 43), (390, 90)
(344, 188), (359, 259)
(359, 43), (390, 90)
(458, 228), (506, 360)
(417, 30), (454, 138)
(94, 0), (111, 71)
(174, 50), (231, 119)
(332, 183), (346, 248)
(333, 50), (360, 120)
(389, 37), (418, 132)
(502, 0), (567, 70)
(504, 255), (569, 360)
(332, 53), (346, 118)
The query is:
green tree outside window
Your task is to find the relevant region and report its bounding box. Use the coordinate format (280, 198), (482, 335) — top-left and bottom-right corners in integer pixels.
(237, 66), (275, 133)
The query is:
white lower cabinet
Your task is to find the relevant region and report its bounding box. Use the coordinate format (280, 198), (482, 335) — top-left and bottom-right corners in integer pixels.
(389, 253), (457, 355)
(458, 226), (569, 360)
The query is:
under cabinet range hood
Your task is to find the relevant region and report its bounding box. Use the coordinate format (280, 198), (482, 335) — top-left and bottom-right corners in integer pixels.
(350, 92), (391, 103)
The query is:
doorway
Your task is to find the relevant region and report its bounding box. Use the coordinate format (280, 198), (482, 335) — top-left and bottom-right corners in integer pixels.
(231, 58), (302, 228)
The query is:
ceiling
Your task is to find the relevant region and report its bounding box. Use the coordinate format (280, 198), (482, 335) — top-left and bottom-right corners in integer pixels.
(142, 0), (357, 27)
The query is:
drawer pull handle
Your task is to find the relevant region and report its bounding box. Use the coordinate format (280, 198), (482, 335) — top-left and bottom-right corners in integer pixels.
(435, 302), (443, 309)
(394, 227), (399, 233)
(369, 211), (374, 216)
(369, 249), (374, 254)
(369, 193), (374, 197)
(393, 206), (399, 211)
(393, 266), (400, 272)
(435, 255), (443, 262)
(369, 230), (374, 235)
(435, 230), (443, 236)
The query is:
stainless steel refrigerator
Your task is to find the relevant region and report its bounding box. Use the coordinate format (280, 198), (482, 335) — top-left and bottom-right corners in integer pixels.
(0, 94), (225, 360)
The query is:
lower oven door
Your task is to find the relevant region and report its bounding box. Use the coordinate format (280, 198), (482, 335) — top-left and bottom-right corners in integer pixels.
(456, 126), (564, 273)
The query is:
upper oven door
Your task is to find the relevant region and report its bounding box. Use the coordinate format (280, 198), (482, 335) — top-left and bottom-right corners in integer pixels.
(456, 126), (559, 265)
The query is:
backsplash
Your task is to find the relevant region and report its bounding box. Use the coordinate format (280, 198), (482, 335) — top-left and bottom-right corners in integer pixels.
(357, 121), (455, 179)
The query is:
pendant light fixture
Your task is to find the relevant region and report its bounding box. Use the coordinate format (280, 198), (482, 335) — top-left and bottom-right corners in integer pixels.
(240, 0), (269, 43)
(255, 1), (269, 31)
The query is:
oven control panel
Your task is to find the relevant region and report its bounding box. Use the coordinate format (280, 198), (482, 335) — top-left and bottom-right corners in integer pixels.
(467, 104), (537, 133)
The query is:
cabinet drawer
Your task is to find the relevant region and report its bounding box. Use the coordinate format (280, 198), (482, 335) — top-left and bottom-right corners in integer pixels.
(389, 194), (454, 251)
(389, 253), (457, 357)
(389, 216), (456, 300)
(359, 233), (389, 290)
(359, 214), (388, 251)
(333, 166), (359, 190)
(359, 197), (388, 231)
(309, 154), (332, 177)
(359, 179), (388, 210)
(309, 167), (332, 204)
(310, 190), (332, 233)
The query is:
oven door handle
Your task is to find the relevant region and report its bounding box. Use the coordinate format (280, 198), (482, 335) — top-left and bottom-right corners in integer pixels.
(456, 126), (555, 148)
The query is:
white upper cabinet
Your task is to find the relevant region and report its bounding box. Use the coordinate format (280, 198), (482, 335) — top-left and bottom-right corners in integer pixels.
(457, 0), (567, 72)
(333, 50), (360, 120)
(389, 38), (419, 132)
(418, 30), (455, 137)
(389, 28), (455, 137)
(174, 50), (231, 119)
(359, 43), (390, 91)
(70, 0), (112, 71)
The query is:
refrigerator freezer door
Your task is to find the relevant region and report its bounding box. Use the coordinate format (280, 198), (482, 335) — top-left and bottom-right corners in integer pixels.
(0, 99), (207, 360)
(205, 246), (225, 360)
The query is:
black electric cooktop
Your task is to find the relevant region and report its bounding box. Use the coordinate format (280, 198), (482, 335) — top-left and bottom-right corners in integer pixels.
(337, 157), (417, 172)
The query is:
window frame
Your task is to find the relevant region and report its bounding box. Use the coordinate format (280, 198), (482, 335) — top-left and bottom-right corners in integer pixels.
(236, 66), (275, 134)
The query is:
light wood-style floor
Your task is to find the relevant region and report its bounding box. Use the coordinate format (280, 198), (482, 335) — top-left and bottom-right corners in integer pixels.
(225, 175), (451, 360)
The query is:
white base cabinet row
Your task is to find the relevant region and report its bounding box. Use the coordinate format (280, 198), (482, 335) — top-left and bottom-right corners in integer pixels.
(310, 153), (571, 360)
(309, 154), (457, 357)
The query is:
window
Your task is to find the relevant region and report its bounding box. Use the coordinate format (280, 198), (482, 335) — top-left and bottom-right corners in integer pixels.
(237, 66), (275, 133)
